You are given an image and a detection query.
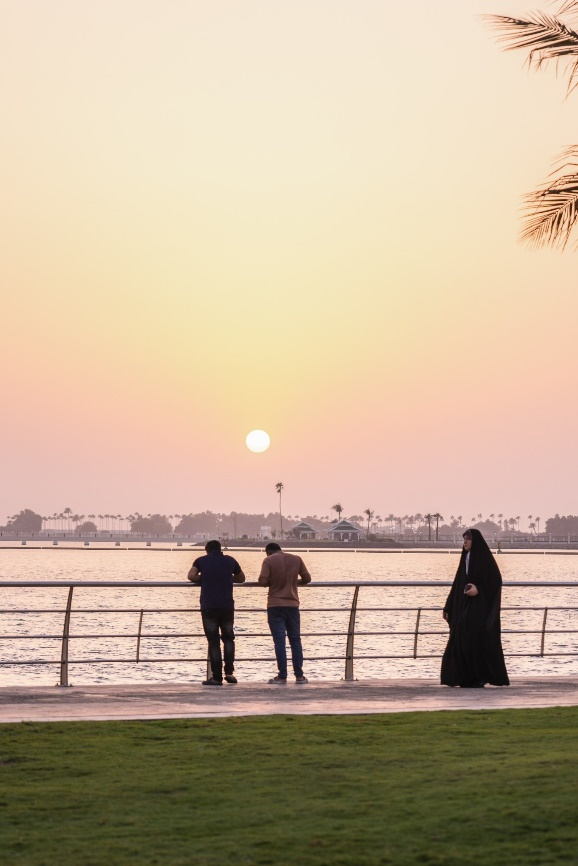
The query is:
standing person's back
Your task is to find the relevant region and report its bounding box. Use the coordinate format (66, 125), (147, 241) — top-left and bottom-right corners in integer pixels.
(259, 549), (310, 607)
(258, 543), (311, 684)
(188, 540), (245, 685)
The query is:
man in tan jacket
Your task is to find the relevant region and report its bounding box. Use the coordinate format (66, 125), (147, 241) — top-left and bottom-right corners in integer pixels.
(258, 542), (311, 684)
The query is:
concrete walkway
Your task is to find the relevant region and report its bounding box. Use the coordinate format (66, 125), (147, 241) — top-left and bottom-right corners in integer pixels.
(1, 677), (578, 723)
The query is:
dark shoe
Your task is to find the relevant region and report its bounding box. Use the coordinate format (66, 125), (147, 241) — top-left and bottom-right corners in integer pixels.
(268, 676), (287, 684)
(202, 677), (223, 686)
(295, 676), (308, 684)
(224, 675), (237, 684)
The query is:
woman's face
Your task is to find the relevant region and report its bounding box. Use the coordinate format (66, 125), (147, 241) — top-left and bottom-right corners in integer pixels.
(463, 535), (472, 551)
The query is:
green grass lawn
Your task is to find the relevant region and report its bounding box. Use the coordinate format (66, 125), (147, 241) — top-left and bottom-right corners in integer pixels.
(1, 709), (577, 865)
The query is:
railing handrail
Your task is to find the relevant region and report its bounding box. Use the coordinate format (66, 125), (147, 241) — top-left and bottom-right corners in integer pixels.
(1, 580), (578, 588)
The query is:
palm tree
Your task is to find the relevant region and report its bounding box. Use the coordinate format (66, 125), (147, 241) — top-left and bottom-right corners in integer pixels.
(536, 516), (542, 533)
(275, 482), (284, 537)
(424, 513), (433, 541)
(331, 503), (343, 522)
(486, 1), (578, 248)
(364, 509), (374, 540)
(433, 513), (443, 542)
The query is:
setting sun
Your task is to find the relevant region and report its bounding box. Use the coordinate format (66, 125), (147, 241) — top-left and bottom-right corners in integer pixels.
(245, 430), (271, 453)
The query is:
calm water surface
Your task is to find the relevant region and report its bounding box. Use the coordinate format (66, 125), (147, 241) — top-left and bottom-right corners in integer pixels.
(1, 545), (577, 685)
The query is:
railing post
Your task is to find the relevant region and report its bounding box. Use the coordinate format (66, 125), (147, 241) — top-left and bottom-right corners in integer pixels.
(540, 607), (549, 657)
(136, 609), (144, 662)
(413, 608), (422, 659)
(344, 586), (360, 681)
(57, 587), (74, 687)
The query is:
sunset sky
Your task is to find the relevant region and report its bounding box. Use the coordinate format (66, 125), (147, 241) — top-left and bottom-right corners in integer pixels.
(1, 0), (577, 525)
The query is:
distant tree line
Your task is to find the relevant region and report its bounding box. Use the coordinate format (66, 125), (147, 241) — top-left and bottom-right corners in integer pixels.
(2, 508), (578, 538)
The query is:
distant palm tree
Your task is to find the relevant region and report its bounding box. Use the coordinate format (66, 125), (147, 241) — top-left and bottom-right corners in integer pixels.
(486, 1), (578, 248)
(536, 516), (541, 533)
(331, 503), (343, 522)
(276, 483), (284, 537)
(424, 513), (433, 541)
(433, 513), (443, 542)
(364, 509), (374, 539)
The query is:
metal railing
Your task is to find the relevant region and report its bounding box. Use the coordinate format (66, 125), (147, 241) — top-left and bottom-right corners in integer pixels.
(0, 581), (577, 686)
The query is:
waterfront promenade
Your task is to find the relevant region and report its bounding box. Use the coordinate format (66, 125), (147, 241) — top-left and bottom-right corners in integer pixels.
(2, 676), (577, 723)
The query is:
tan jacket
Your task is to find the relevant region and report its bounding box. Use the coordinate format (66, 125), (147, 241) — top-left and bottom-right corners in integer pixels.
(258, 551), (311, 607)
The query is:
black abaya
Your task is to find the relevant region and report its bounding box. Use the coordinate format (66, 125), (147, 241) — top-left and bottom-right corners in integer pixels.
(441, 528), (509, 687)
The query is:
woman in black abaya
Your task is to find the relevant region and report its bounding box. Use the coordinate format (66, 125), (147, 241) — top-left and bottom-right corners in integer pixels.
(441, 528), (509, 688)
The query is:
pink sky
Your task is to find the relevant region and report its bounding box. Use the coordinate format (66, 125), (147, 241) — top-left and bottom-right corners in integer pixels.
(1, 0), (577, 525)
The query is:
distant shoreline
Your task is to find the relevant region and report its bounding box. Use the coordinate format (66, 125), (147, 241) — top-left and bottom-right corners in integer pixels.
(3, 533), (578, 552)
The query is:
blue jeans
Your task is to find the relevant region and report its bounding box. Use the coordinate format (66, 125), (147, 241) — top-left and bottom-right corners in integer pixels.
(267, 607), (303, 679)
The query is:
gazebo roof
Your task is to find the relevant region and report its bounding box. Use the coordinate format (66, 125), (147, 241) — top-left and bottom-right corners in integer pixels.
(330, 519), (361, 532)
(293, 521), (316, 531)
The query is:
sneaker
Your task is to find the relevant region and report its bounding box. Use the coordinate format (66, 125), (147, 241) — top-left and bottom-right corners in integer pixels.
(202, 677), (223, 686)
(224, 675), (237, 684)
(268, 676), (287, 684)
(295, 676), (308, 684)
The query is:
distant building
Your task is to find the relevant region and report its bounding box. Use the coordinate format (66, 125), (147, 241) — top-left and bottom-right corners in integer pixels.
(259, 526), (273, 539)
(291, 521), (317, 540)
(327, 519), (362, 542)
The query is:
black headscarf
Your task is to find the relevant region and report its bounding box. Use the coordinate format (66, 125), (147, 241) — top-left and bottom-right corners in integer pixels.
(463, 528), (503, 595)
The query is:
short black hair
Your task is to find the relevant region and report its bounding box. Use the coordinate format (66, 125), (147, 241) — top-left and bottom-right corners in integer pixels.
(205, 539), (222, 554)
(265, 542), (281, 553)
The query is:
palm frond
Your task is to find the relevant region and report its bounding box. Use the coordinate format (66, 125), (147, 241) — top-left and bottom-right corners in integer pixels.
(556, 1), (578, 18)
(484, 11), (578, 93)
(521, 148), (578, 248)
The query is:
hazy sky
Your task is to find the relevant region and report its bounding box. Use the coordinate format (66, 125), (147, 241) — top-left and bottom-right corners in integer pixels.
(1, 0), (577, 525)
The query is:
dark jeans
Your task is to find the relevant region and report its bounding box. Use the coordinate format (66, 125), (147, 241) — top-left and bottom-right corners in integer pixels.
(267, 607), (303, 679)
(201, 608), (235, 681)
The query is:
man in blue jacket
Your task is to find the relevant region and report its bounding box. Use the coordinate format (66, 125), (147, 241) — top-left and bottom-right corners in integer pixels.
(187, 539), (246, 685)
